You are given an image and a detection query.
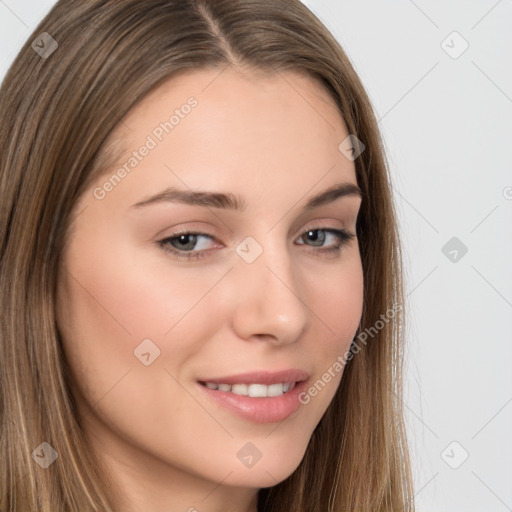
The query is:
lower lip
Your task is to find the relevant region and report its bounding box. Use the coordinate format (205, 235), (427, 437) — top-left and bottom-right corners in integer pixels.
(197, 380), (308, 424)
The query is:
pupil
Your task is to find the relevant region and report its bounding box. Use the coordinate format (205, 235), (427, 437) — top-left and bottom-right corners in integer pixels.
(307, 230), (325, 246)
(175, 234), (196, 250)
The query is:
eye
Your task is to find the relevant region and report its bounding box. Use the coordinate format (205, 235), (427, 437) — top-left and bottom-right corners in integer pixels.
(157, 227), (356, 261)
(157, 231), (218, 260)
(295, 227), (355, 256)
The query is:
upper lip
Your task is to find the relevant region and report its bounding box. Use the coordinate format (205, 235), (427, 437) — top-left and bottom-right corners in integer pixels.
(198, 369), (309, 386)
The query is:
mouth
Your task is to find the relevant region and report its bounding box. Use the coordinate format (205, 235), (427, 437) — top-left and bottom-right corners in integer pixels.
(196, 369), (309, 423)
(198, 380), (297, 397)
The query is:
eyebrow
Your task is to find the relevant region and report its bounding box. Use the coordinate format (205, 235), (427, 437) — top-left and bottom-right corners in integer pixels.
(130, 182), (362, 211)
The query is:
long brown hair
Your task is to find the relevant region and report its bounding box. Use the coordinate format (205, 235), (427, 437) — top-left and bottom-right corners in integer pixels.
(0, 0), (414, 510)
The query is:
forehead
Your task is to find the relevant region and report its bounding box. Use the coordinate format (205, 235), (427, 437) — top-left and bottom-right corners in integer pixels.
(88, 67), (357, 213)
(105, 66), (348, 154)
(124, 66), (342, 128)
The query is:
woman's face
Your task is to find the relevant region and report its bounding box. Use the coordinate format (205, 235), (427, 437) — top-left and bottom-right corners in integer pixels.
(57, 67), (364, 505)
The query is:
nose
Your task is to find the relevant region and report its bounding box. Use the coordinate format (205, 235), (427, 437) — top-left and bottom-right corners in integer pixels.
(230, 240), (310, 346)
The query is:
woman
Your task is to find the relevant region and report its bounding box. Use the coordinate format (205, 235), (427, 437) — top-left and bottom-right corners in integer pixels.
(0, 0), (414, 510)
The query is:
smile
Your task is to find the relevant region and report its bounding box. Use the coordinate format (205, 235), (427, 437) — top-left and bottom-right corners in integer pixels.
(199, 381), (297, 397)
(196, 369), (309, 423)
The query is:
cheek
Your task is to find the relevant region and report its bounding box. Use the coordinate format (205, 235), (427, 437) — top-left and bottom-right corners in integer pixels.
(307, 251), (364, 347)
(298, 253), (364, 401)
(57, 233), (232, 404)
(57, 237), (234, 466)
(60, 230), (227, 344)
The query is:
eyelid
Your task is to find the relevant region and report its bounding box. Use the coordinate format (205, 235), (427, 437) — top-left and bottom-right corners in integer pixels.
(156, 219), (353, 246)
(156, 223), (356, 261)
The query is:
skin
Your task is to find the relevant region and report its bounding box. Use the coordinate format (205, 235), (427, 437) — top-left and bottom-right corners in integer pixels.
(57, 66), (364, 512)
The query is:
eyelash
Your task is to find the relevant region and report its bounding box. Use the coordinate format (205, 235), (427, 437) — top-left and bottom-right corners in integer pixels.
(156, 227), (356, 261)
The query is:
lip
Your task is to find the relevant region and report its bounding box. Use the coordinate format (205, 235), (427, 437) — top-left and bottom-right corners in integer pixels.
(197, 369), (309, 424)
(198, 369), (309, 386)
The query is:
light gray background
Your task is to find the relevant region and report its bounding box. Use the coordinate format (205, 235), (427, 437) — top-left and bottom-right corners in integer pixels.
(1, 1), (511, 510)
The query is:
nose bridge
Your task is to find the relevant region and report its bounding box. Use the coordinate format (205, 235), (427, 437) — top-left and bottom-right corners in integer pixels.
(230, 233), (309, 344)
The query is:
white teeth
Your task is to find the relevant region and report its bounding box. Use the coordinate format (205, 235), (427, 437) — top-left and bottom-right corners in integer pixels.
(248, 384), (268, 397)
(231, 383), (248, 395)
(203, 381), (295, 397)
(267, 383), (284, 397)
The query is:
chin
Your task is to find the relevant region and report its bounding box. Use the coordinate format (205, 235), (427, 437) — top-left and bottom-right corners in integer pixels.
(223, 440), (308, 489)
